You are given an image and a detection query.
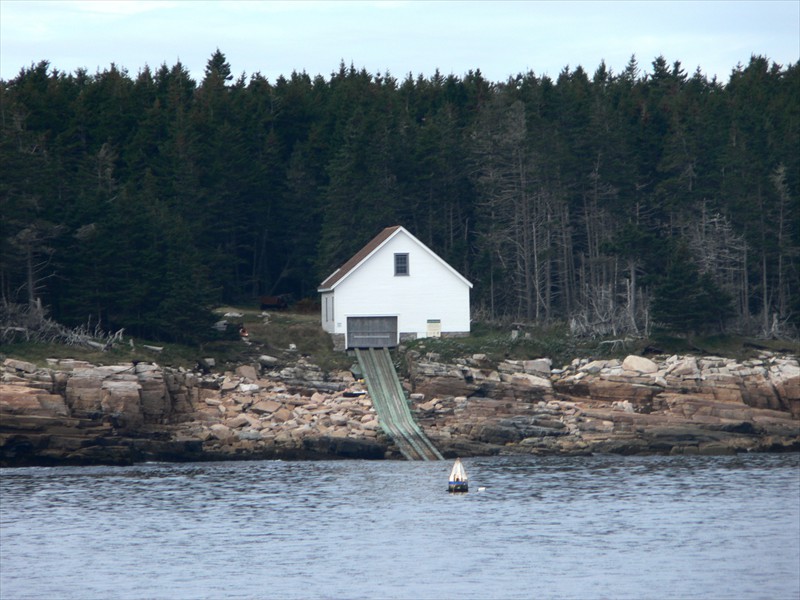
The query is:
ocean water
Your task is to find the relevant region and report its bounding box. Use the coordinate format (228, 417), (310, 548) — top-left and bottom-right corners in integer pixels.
(1, 453), (798, 600)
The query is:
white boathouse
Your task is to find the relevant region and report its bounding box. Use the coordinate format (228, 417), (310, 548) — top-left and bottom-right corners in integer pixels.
(318, 225), (472, 350)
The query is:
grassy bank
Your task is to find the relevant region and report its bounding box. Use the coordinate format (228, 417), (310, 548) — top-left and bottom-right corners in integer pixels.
(0, 307), (353, 373)
(401, 323), (799, 368)
(2, 307), (797, 372)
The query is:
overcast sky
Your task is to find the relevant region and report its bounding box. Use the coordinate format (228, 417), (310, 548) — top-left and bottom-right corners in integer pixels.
(1, 0), (798, 84)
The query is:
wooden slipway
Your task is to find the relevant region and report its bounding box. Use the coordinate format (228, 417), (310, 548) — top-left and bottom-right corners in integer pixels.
(355, 347), (443, 461)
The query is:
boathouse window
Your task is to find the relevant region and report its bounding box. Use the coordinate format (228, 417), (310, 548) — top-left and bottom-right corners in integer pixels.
(394, 253), (409, 276)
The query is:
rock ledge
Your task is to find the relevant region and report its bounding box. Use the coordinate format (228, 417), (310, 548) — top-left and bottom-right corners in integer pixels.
(1, 352), (797, 466)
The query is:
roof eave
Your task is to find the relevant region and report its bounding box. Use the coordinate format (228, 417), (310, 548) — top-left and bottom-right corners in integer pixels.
(322, 226), (403, 290)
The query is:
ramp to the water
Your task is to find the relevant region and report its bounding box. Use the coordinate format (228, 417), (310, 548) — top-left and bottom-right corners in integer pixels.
(355, 347), (443, 461)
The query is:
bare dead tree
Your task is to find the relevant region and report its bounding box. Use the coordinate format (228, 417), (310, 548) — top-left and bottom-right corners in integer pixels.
(1, 301), (124, 349)
(6, 215), (64, 307)
(685, 202), (748, 330)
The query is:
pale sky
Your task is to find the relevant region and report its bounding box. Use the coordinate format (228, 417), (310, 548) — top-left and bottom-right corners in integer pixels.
(1, 0), (798, 84)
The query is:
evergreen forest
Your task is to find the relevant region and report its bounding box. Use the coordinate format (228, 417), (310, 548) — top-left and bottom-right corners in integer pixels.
(2, 51), (798, 344)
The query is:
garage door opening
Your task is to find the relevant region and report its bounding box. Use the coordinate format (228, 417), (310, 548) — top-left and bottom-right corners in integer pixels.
(347, 316), (398, 349)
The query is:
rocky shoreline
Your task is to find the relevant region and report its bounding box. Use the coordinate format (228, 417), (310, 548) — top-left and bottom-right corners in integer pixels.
(1, 350), (798, 466)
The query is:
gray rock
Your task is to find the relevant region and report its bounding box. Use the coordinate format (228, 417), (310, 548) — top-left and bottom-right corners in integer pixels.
(3, 359), (37, 374)
(258, 355), (281, 367)
(622, 355), (658, 374)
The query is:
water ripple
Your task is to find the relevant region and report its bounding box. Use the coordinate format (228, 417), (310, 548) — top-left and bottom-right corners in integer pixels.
(2, 454), (798, 600)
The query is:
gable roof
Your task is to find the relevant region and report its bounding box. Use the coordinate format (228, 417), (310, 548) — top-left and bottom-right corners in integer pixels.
(318, 225), (472, 292)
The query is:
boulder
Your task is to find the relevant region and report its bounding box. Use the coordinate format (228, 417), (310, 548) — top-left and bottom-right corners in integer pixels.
(476, 423), (523, 444)
(65, 371), (104, 416)
(330, 413), (349, 426)
(208, 424), (234, 442)
(236, 365), (259, 380)
(769, 360), (800, 416)
(498, 372), (552, 389)
(251, 399), (281, 414)
(138, 377), (169, 420)
(580, 360), (610, 374)
(523, 358), (552, 376)
(0, 384), (68, 416)
(258, 355), (281, 368)
(667, 357), (699, 377)
(272, 407), (293, 422)
(622, 355), (658, 374)
(220, 377), (238, 392)
(53, 359), (93, 371)
(227, 414), (259, 429)
(3, 359), (37, 374)
(100, 381), (144, 428)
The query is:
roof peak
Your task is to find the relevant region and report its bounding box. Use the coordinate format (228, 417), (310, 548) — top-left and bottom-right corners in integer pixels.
(318, 225), (471, 291)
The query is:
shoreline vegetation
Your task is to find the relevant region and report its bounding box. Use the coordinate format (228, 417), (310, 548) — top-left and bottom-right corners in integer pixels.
(4, 303), (798, 372)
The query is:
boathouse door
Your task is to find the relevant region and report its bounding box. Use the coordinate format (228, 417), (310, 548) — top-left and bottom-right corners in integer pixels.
(347, 316), (398, 349)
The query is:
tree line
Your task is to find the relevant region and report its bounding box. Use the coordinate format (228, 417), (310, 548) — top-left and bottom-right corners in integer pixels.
(1, 50), (798, 343)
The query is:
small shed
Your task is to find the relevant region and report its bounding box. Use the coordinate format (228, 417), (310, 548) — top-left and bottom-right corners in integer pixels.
(318, 226), (472, 350)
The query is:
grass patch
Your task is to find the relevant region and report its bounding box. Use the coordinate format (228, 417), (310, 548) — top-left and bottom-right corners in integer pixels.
(401, 323), (799, 372)
(214, 308), (351, 372)
(3, 309), (796, 374)
(1, 308), (351, 373)
(0, 339), (214, 370)
(646, 332), (800, 360)
(400, 321), (581, 368)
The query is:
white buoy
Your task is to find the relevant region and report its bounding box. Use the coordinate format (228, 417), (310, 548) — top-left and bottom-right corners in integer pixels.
(448, 458), (468, 493)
